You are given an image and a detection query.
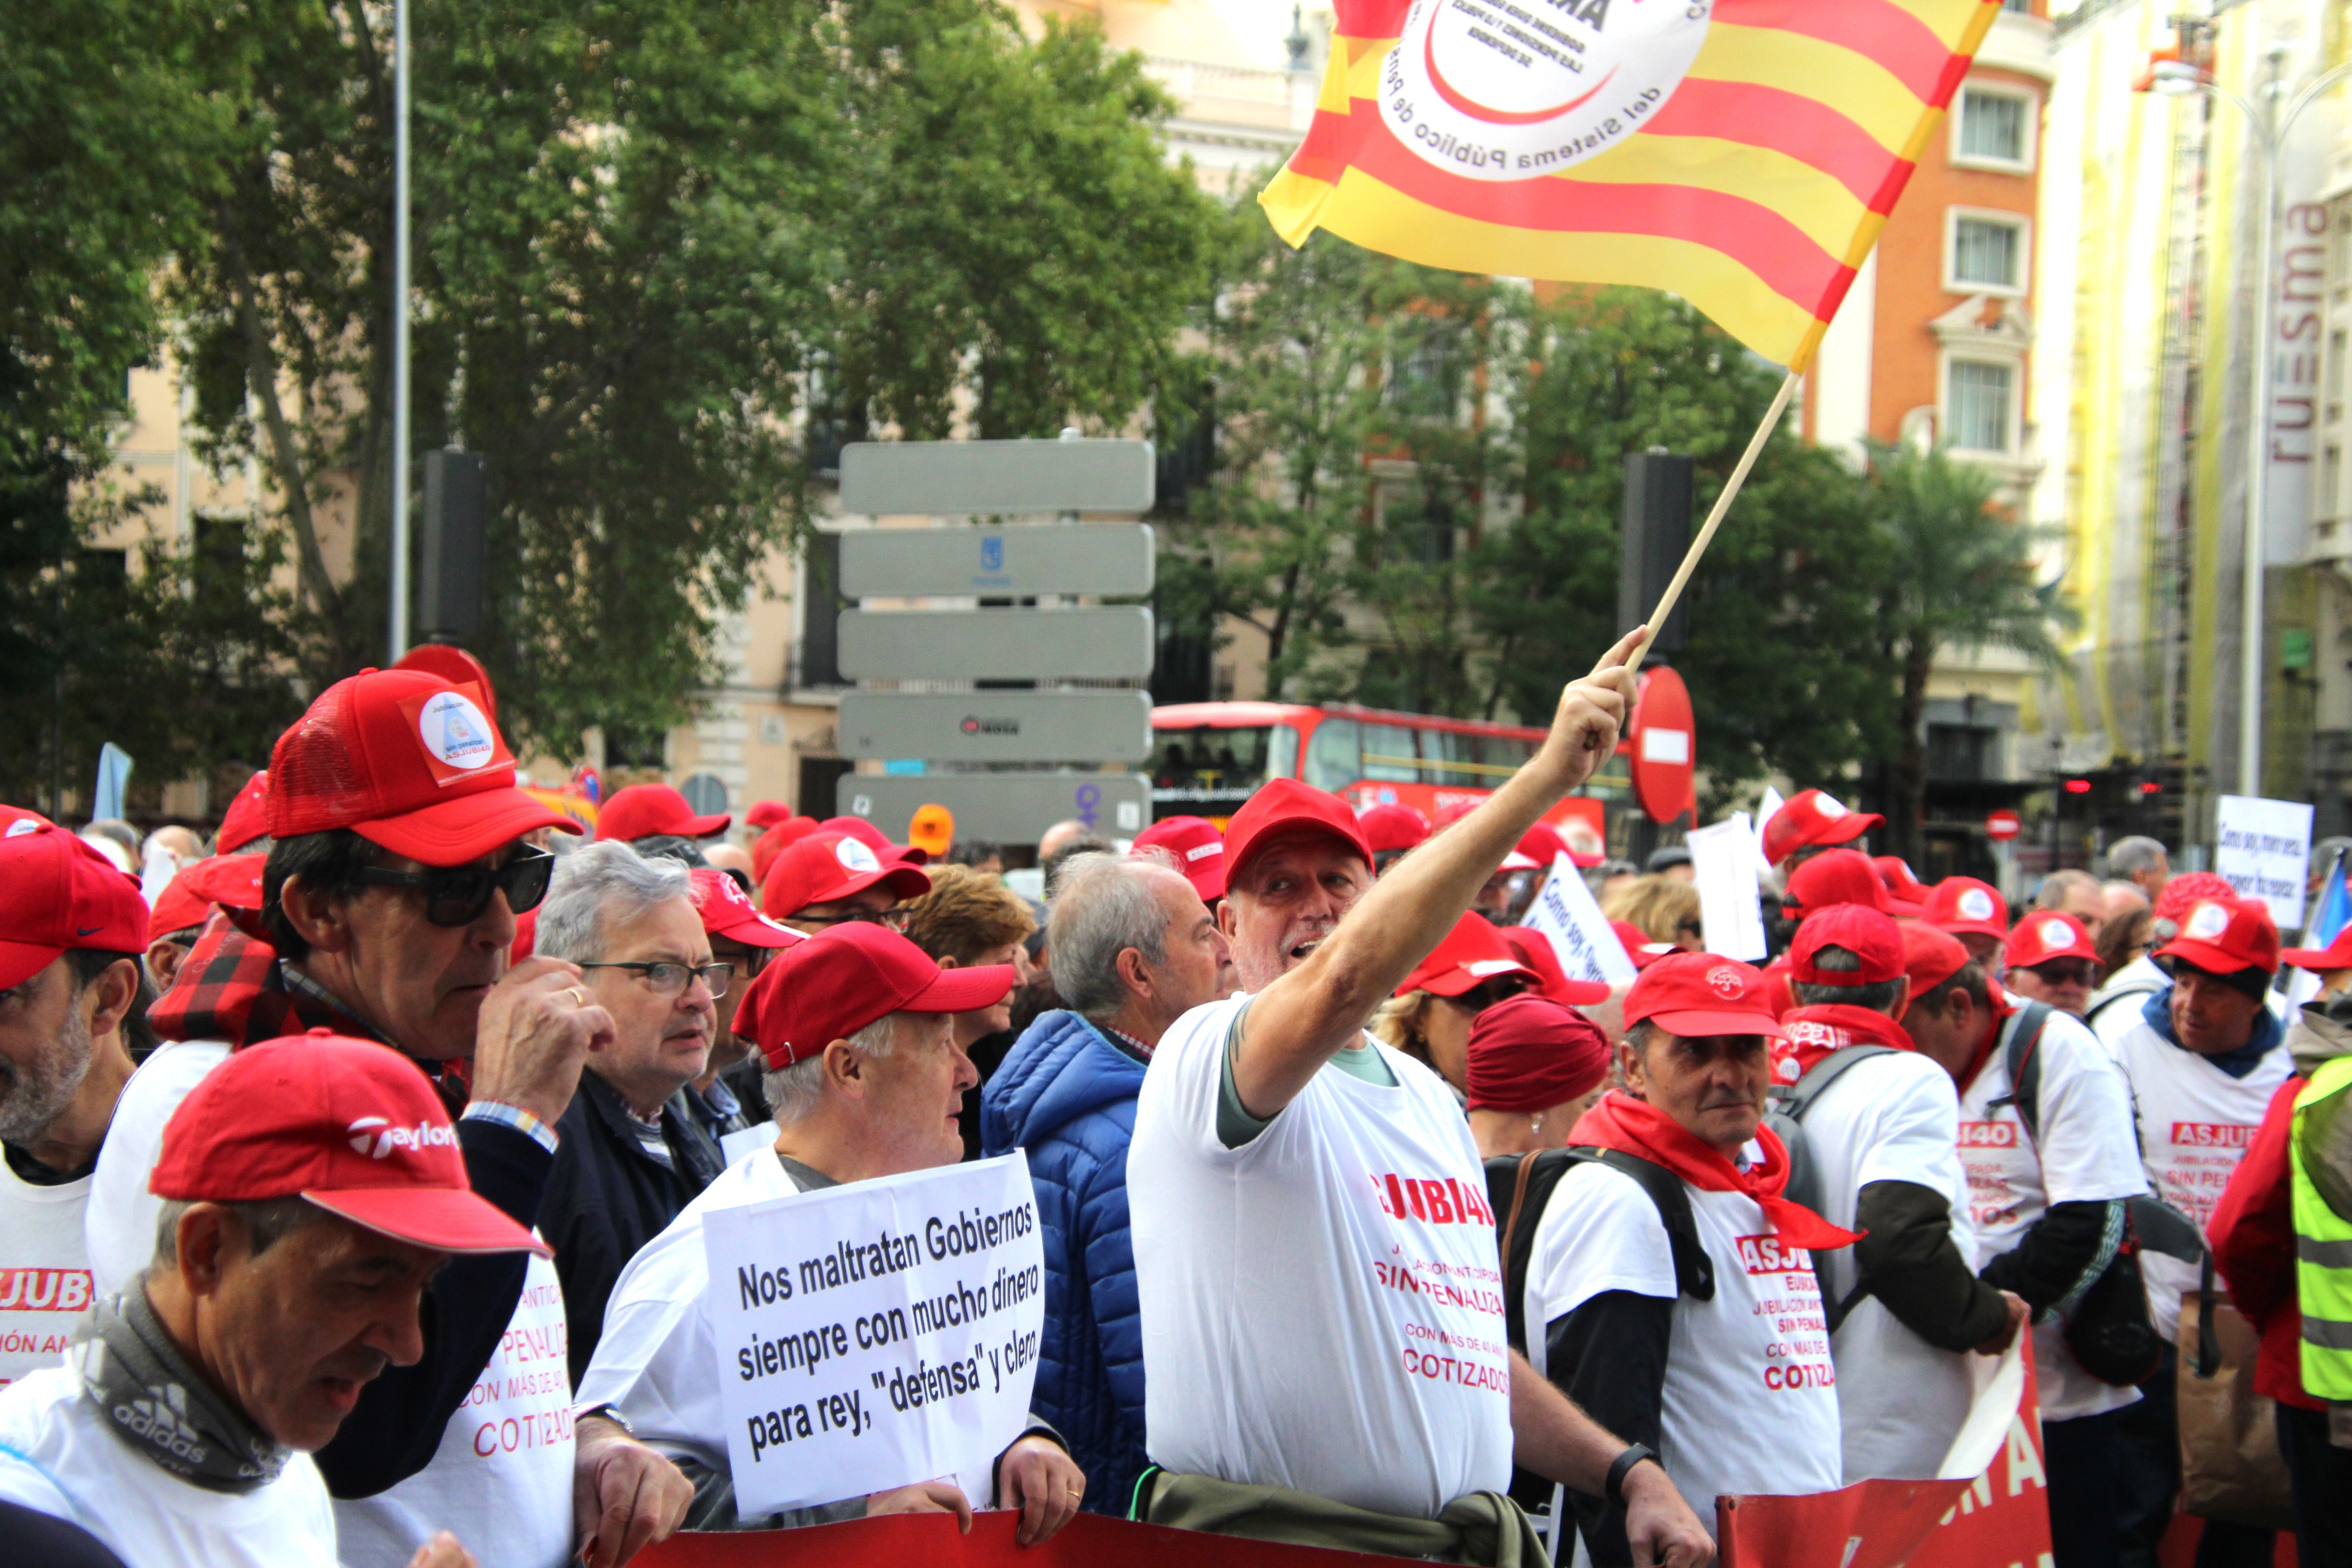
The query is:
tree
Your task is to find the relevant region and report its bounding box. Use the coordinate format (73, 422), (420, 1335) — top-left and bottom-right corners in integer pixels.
(1864, 440), (2068, 866)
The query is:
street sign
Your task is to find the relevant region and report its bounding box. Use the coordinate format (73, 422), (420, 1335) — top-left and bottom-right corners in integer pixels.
(838, 607), (1152, 681)
(839, 440), (1156, 516)
(838, 524), (1155, 599)
(837, 691), (1153, 764)
(841, 774), (1152, 843)
(1985, 809), (2021, 842)
(1627, 665), (1696, 824)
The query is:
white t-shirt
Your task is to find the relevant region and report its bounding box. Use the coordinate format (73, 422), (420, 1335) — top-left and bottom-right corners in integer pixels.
(1798, 1050), (1978, 1482)
(0, 1152), (96, 1387)
(577, 1146), (996, 1509)
(1131, 995), (1514, 1520)
(1958, 1005), (2147, 1421)
(2086, 959), (2168, 1049)
(1524, 1157), (1843, 1511)
(83, 1035), (578, 1568)
(0, 1361), (338, 1568)
(2103, 1015), (2293, 1344)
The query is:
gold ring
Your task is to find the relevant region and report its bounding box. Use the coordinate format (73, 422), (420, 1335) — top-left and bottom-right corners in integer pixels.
(565, 986), (585, 1007)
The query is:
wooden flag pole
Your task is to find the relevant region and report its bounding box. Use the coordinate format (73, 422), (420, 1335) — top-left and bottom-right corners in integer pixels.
(1627, 368), (1803, 668)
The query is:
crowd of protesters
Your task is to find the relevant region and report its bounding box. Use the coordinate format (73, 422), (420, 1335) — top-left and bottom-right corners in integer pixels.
(2, 647), (2349, 1568)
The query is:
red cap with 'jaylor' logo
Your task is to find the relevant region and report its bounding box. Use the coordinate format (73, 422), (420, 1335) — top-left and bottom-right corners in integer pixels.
(149, 1034), (549, 1257)
(1132, 816), (1227, 902)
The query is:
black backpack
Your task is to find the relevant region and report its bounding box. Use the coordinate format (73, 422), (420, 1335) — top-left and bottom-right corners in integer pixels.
(1764, 1043), (1900, 1217)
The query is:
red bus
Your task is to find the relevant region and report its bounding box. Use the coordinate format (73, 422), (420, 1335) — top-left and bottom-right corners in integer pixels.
(1149, 701), (1629, 855)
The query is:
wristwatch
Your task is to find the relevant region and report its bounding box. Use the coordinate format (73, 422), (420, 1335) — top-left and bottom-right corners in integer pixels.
(1605, 1443), (1659, 1505)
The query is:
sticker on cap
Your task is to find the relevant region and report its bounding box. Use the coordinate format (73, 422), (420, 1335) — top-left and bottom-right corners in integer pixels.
(4, 819), (39, 838)
(1957, 888), (1996, 922)
(1816, 794), (1847, 819)
(1706, 965), (1744, 998)
(2038, 918), (2074, 951)
(1467, 959), (1522, 978)
(834, 838), (882, 874)
(1186, 842), (1223, 863)
(417, 691), (497, 772)
(2186, 902), (2231, 941)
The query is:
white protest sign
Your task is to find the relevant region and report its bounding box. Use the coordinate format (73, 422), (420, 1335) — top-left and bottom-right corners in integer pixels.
(1689, 813), (1768, 960)
(2214, 794), (2315, 930)
(700, 1154), (1045, 1516)
(1522, 853), (1638, 985)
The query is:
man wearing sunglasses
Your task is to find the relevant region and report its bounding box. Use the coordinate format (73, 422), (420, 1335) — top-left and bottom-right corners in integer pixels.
(85, 668), (691, 1568)
(2003, 914), (2102, 1019)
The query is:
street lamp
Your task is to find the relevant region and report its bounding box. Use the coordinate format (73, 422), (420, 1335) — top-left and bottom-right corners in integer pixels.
(2138, 41), (2352, 798)
(389, 0), (412, 662)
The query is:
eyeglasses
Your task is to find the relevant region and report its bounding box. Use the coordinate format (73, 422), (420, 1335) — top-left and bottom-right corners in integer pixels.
(577, 960), (735, 999)
(797, 906), (910, 931)
(358, 847), (555, 928)
(2029, 959), (2099, 988)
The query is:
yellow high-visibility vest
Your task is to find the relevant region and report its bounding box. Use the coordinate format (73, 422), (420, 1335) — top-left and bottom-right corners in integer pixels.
(2293, 1054), (2352, 1400)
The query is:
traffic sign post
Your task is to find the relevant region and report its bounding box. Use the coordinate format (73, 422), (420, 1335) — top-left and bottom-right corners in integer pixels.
(841, 774), (1152, 844)
(837, 691), (1153, 764)
(1985, 809), (2021, 842)
(838, 607), (1152, 681)
(839, 524), (1154, 599)
(839, 440), (1156, 517)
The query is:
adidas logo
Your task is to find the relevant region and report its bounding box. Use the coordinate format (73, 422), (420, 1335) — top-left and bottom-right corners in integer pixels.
(112, 1382), (209, 1465)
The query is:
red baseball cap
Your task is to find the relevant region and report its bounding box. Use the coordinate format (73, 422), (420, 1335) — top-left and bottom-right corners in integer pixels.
(1465, 993), (1610, 1114)
(1782, 849), (1890, 921)
(1517, 822), (1591, 872)
(1624, 953), (1786, 1039)
(760, 831), (931, 918)
(745, 800), (792, 831)
(2282, 925), (2352, 971)
(1397, 911), (1543, 999)
(1223, 779), (1372, 893)
(1499, 926), (1613, 1005)
(738, 922), (1015, 1068)
(0, 807), (54, 838)
(2155, 872), (2238, 929)
(1789, 904), (1905, 987)
(1132, 817), (1226, 902)
(0, 826), (152, 990)
(1925, 877), (2009, 941)
(1901, 924), (1974, 997)
(1762, 789), (1881, 867)
(1874, 856), (1933, 915)
(150, 1034), (549, 1257)
(752, 817), (823, 883)
(2156, 895), (2279, 977)
(691, 867), (804, 950)
(596, 783), (729, 843)
(265, 670), (580, 867)
(822, 815), (927, 867)
(2006, 911), (2098, 970)
(1611, 920), (1678, 972)
(216, 771), (271, 855)
(147, 854), (267, 944)
(1358, 803), (1432, 857)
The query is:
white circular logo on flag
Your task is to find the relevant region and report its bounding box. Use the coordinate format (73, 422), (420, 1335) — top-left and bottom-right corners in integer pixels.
(1957, 888), (1996, 922)
(834, 838), (882, 874)
(2038, 918), (2074, 952)
(416, 692), (496, 771)
(1381, 0), (1713, 182)
(2186, 902), (2231, 941)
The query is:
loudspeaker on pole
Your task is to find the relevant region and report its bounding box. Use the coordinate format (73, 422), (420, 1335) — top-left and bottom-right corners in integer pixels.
(419, 449), (487, 645)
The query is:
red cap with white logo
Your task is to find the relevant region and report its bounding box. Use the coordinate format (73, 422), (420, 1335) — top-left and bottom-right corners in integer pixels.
(2156, 896), (2280, 978)
(1132, 816), (1227, 902)
(760, 831), (931, 918)
(0, 825), (152, 990)
(1623, 953), (1786, 1039)
(1761, 789), (1882, 867)
(1925, 876), (2009, 941)
(149, 1033), (549, 1257)
(2005, 911), (2098, 970)
(1789, 904), (1906, 987)
(1397, 911), (1544, 999)
(265, 670), (580, 867)
(690, 867), (804, 950)
(822, 816), (926, 867)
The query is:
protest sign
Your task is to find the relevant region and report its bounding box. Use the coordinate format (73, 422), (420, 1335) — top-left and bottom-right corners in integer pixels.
(637, 1509), (1449, 1568)
(701, 1154), (1046, 1517)
(1523, 854), (1637, 986)
(2214, 795), (2315, 930)
(1689, 815), (1767, 961)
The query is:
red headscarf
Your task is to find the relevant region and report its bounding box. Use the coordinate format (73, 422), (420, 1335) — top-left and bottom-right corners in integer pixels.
(1569, 1090), (1861, 1251)
(1465, 994), (1610, 1113)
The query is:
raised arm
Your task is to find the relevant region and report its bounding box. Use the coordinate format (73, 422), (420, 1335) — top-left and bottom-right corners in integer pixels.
(1234, 628), (1643, 1118)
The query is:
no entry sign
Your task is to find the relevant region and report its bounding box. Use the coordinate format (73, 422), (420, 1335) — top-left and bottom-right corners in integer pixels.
(1985, 809), (2021, 842)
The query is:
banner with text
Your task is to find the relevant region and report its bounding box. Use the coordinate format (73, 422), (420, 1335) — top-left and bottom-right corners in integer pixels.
(701, 1154), (1046, 1517)
(2215, 794), (2314, 931)
(1524, 853), (1638, 987)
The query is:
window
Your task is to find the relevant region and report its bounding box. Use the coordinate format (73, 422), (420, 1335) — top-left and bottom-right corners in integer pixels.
(1387, 333), (1462, 422)
(1153, 725), (1289, 795)
(1954, 86), (2033, 170)
(1951, 215), (2025, 291)
(1361, 723), (1418, 783)
(1927, 724), (2000, 781)
(1303, 718), (1360, 793)
(1947, 360), (2015, 452)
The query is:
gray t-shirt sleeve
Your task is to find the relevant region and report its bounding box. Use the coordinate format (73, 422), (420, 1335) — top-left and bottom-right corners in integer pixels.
(1215, 1000), (1399, 1149)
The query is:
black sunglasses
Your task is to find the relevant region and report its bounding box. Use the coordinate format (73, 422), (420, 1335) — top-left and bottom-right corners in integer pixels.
(358, 846), (556, 927)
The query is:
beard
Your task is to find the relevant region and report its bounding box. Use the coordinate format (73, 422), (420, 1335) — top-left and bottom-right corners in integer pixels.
(0, 1000), (95, 1147)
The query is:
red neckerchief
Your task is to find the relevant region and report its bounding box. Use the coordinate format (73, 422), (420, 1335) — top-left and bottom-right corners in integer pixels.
(1778, 1003), (1916, 1077)
(1569, 1090), (1862, 1251)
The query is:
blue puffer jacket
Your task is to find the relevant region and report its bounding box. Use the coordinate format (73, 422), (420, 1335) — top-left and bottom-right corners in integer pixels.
(980, 1009), (1148, 1515)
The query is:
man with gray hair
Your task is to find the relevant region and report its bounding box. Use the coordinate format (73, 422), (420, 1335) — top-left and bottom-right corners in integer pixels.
(2034, 868), (2111, 941)
(979, 852), (1232, 1513)
(534, 842), (729, 1382)
(2106, 835), (2171, 903)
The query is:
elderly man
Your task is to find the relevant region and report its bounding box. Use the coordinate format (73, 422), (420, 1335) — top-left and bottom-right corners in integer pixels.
(760, 831), (931, 935)
(0, 1033), (545, 1568)
(579, 923), (1087, 1543)
(84, 667), (688, 1568)
(980, 852), (1231, 1514)
(2035, 870), (2110, 943)
(533, 843), (730, 1383)
(1129, 629), (1713, 1566)
(2107, 836), (2171, 904)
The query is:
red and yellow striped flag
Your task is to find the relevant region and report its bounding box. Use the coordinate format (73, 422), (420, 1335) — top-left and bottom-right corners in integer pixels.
(1262, 0), (2003, 370)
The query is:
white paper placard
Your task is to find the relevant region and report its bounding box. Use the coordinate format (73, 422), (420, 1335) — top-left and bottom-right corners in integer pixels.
(2214, 794), (2315, 930)
(1689, 813), (1769, 961)
(1522, 854), (1638, 985)
(700, 1154), (1046, 1515)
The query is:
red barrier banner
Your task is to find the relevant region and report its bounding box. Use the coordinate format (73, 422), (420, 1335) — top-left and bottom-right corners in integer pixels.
(636, 1510), (1437, 1568)
(1720, 1339), (2053, 1568)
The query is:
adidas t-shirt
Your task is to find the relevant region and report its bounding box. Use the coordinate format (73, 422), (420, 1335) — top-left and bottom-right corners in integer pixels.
(0, 1152), (97, 1387)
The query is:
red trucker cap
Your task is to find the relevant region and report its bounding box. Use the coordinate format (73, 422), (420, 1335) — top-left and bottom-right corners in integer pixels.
(822, 816), (926, 866)
(265, 670), (580, 867)
(1224, 780), (1372, 892)
(150, 1033), (549, 1257)
(739, 921), (1016, 1068)
(1132, 816), (1226, 902)
(1762, 789), (1881, 867)
(1358, 803), (1432, 857)
(745, 800), (792, 831)
(0, 826), (152, 990)
(215, 770), (271, 855)
(1624, 953), (1786, 1039)
(1398, 911), (1543, 999)
(1782, 849), (1891, 921)
(760, 832), (931, 919)
(2157, 895), (2280, 978)
(690, 867), (804, 951)
(147, 854), (267, 945)
(2006, 911), (2098, 970)
(596, 783), (730, 843)
(1789, 904), (1905, 987)
(2155, 872), (2238, 929)
(1925, 877), (2009, 941)
(1902, 924), (1975, 997)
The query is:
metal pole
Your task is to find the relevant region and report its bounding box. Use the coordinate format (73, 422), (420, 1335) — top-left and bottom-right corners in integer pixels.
(2242, 103), (2274, 799)
(389, 0), (412, 662)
